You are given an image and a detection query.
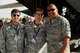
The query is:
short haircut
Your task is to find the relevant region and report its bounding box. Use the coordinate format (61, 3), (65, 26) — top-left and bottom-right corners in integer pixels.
(47, 4), (57, 9)
(34, 8), (44, 13)
(11, 9), (21, 15)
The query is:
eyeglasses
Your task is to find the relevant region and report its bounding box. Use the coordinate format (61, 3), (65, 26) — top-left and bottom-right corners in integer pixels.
(35, 13), (43, 16)
(12, 14), (20, 17)
(47, 9), (55, 12)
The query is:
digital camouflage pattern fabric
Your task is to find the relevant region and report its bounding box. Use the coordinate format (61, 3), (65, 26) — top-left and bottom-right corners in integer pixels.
(1, 21), (25, 53)
(25, 22), (46, 53)
(45, 15), (71, 53)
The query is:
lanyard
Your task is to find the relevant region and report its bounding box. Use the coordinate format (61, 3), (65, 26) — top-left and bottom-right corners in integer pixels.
(33, 27), (40, 39)
(14, 27), (20, 35)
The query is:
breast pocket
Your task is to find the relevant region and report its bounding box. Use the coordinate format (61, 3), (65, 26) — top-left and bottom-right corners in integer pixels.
(6, 30), (15, 40)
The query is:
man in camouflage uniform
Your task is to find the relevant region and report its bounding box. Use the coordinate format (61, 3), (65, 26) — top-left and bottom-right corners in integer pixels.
(0, 28), (5, 53)
(24, 8), (46, 53)
(45, 4), (71, 53)
(0, 9), (25, 53)
(0, 20), (4, 53)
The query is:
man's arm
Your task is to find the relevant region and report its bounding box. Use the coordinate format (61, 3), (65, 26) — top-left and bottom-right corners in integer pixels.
(0, 25), (6, 53)
(60, 34), (70, 53)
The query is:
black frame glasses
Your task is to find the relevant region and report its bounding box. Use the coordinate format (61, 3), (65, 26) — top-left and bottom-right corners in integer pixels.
(35, 13), (43, 16)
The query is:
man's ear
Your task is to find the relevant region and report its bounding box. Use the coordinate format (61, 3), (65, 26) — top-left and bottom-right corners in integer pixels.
(56, 8), (58, 12)
(42, 14), (44, 17)
(33, 13), (35, 16)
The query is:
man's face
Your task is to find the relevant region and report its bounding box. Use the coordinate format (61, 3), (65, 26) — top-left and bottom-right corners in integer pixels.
(11, 12), (20, 22)
(47, 4), (58, 18)
(34, 11), (44, 21)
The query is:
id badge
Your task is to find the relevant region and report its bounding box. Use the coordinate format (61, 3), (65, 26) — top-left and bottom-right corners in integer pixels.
(14, 35), (20, 41)
(31, 38), (36, 43)
(18, 36), (20, 39)
(14, 35), (18, 41)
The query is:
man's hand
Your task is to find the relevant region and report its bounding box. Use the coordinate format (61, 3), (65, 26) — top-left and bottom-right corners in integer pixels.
(74, 40), (79, 48)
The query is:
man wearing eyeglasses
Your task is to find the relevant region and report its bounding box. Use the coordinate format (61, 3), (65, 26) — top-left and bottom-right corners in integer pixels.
(44, 4), (71, 53)
(24, 8), (46, 53)
(0, 9), (25, 53)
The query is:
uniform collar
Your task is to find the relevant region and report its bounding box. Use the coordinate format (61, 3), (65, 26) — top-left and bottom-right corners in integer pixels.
(9, 21), (22, 28)
(33, 21), (43, 28)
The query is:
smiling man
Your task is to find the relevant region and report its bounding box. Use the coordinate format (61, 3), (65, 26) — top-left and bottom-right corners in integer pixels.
(45, 4), (71, 53)
(24, 8), (46, 53)
(1, 9), (25, 53)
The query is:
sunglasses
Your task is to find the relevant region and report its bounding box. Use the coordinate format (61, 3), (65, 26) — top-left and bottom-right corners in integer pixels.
(47, 9), (55, 12)
(12, 14), (20, 17)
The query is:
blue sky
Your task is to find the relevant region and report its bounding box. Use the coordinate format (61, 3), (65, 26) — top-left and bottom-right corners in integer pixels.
(0, 0), (28, 19)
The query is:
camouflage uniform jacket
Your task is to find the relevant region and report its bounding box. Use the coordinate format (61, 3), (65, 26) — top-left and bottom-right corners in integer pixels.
(45, 15), (71, 53)
(1, 21), (25, 53)
(24, 22), (46, 53)
(0, 28), (5, 53)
